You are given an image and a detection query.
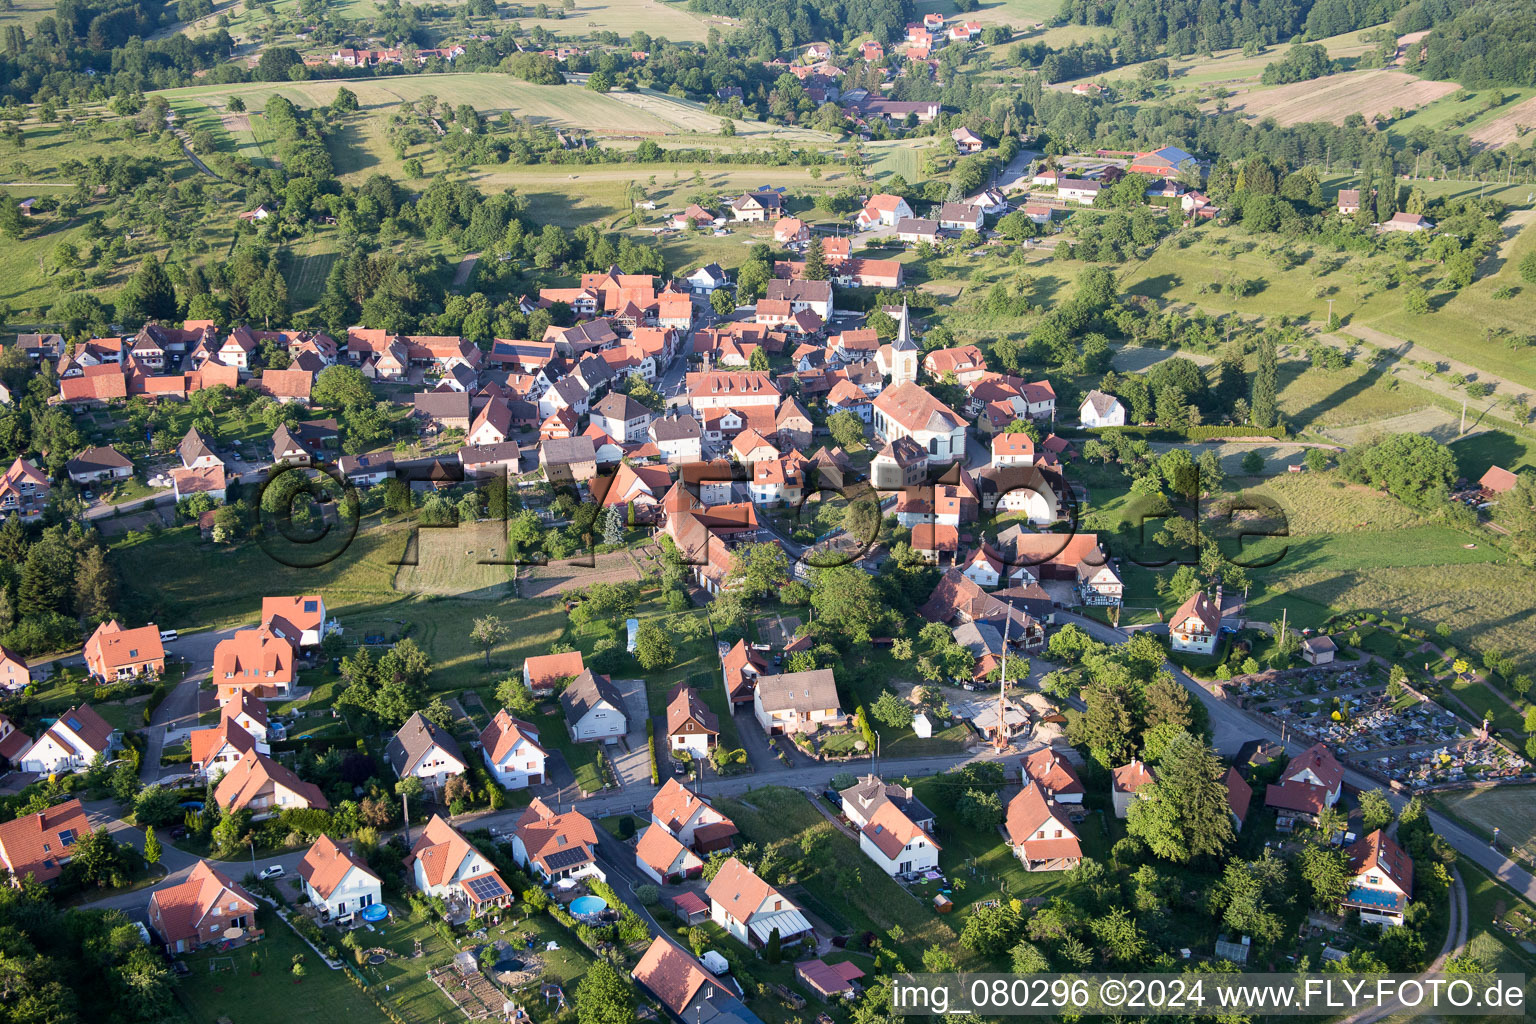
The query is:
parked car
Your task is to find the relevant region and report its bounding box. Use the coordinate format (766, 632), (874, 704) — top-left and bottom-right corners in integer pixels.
(159, 629), (178, 643)
(258, 865), (285, 880)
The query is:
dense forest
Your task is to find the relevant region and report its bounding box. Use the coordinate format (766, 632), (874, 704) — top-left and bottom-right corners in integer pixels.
(1054, 0), (1408, 56)
(1410, 0), (1536, 86)
(684, 0), (913, 48)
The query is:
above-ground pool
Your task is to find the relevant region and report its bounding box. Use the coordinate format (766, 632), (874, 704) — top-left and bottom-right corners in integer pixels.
(361, 903), (389, 922)
(494, 958), (525, 974)
(569, 895), (607, 918)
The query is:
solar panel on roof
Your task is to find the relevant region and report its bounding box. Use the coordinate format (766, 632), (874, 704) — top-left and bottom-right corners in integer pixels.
(543, 847), (589, 870)
(304, 600), (317, 612)
(465, 874), (508, 902)
(58, 829), (77, 847)
(66, 717), (81, 730)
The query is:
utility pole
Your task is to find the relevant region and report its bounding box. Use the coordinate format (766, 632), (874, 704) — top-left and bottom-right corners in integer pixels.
(1462, 401), (1467, 435)
(402, 791), (410, 846)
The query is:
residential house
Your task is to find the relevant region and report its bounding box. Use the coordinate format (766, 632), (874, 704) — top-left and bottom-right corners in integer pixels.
(510, 798), (601, 882)
(685, 371), (781, 411)
(896, 218), (940, 244)
(214, 749), (329, 818)
(826, 379), (873, 422)
(731, 192), (782, 222)
(65, 445), (132, 486)
(831, 257), (903, 289)
(386, 711), (468, 796)
(1056, 179), (1102, 205)
(774, 217), (810, 245)
(721, 639), (768, 709)
(683, 264), (731, 294)
(271, 424), (319, 466)
(923, 345), (988, 384)
(560, 669), (629, 742)
(837, 774), (935, 831)
(171, 466), (226, 504)
(1382, 211), (1433, 233)
(478, 709), (547, 790)
(672, 204), (717, 229)
(1023, 749), (1085, 804)
(775, 400), (814, 449)
(649, 412), (705, 463)
(936, 202), (982, 232)
(1264, 743), (1344, 819)
(1111, 760), (1156, 818)
(951, 126), (984, 154)
(0, 798), (89, 885)
(651, 778), (739, 852)
(261, 595), (329, 648)
(872, 381), (966, 466)
(468, 397), (516, 446)
(84, 620), (165, 682)
(856, 194), (914, 229)
(179, 427), (225, 471)
(797, 959), (866, 1001)
(635, 825), (705, 884)
(631, 937), (767, 1024)
(991, 433), (1036, 468)
(871, 436), (928, 489)
(190, 715), (265, 775)
(706, 857), (814, 948)
(408, 814), (514, 913)
(859, 798), (940, 877)
(1343, 830), (1413, 927)
(666, 685), (719, 758)
(1005, 782), (1082, 870)
(298, 835), (382, 925)
(1337, 189), (1363, 215)
(765, 279), (833, 320)
(1078, 390), (1126, 428)
(148, 861), (261, 954)
(1225, 767), (1252, 832)
(1169, 589), (1221, 654)
(524, 651), (586, 696)
(0, 645), (29, 692)
(752, 669), (845, 735)
(339, 450), (396, 486)
(212, 625), (294, 702)
(540, 436), (599, 485)
(0, 457), (50, 521)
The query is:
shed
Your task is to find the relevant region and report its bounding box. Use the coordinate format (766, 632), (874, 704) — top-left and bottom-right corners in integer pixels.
(672, 890), (710, 924)
(933, 893), (952, 913)
(912, 712), (933, 738)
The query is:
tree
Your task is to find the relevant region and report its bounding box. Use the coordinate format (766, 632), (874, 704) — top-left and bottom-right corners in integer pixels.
(1339, 433), (1456, 508)
(1241, 450), (1264, 474)
(495, 673), (539, 717)
(332, 87), (359, 112)
(1250, 333), (1277, 428)
(727, 542), (789, 602)
(575, 960), (634, 1024)
(871, 690), (914, 729)
(74, 544), (117, 623)
(709, 287), (735, 317)
(0, 188), (23, 239)
(1521, 249), (1536, 285)
(312, 365), (375, 409)
(1125, 730), (1234, 861)
(122, 255), (177, 325)
(470, 615), (507, 667)
(634, 619), (674, 670)
(1214, 855), (1285, 945)
(1296, 843), (1351, 910)
(827, 409), (865, 450)
(748, 346), (769, 371)
(765, 926), (781, 963)
(1358, 788), (1395, 833)
(143, 825), (161, 865)
(803, 236), (828, 280)
(809, 565), (887, 645)
(960, 902), (1020, 954)
(956, 788), (1004, 830)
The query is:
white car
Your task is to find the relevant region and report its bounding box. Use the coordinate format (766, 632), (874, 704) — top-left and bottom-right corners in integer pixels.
(258, 865), (285, 880)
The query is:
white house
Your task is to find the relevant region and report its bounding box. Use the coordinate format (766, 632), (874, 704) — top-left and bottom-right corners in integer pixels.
(635, 824), (705, 884)
(406, 814), (514, 915)
(1079, 390), (1126, 428)
(651, 778), (740, 853)
(18, 705), (119, 775)
(706, 856), (815, 948)
(684, 263), (731, 294)
(871, 381), (966, 467)
(1264, 743), (1344, 818)
(1169, 590), (1220, 654)
(1342, 830), (1413, 927)
(1056, 178), (1102, 205)
(666, 686), (719, 758)
(510, 798), (602, 883)
(260, 595), (330, 648)
(385, 712), (467, 796)
(559, 669), (629, 742)
(479, 710), (547, 790)
(1111, 760), (1156, 819)
(752, 669), (845, 735)
(858, 801), (940, 877)
(1005, 782), (1082, 871)
(838, 774), (936, 832)
(590, 392), (653, 443)
(298, 835), (382, 925)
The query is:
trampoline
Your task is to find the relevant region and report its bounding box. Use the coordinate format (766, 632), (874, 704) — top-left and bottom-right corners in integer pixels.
(569, 895), (607, 920)
(367, 954), (387, 966)
(361, 903), (389, 922)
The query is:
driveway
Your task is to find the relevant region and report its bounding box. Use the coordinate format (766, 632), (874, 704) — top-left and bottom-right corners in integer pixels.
(141, 625), (246, 783)
(610, 677), (655, 789)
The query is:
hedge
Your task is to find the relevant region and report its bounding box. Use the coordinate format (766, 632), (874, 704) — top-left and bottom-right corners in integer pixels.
(646, 719), (660, 785)
(1083, 424), (1288, 443)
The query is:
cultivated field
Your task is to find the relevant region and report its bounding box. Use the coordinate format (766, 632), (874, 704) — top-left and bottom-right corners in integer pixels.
(485, 0), (720, 41)
(1322, 406), (1466, 446)
(1469, 94), (1536, 149)
(393, 520), (514, 598)
(0, 0), (65, 30)
(1224, 69), (1460, 126)
(1440, 786), (1536, 855)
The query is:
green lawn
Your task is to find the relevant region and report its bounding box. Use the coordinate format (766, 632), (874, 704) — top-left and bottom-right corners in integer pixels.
(1452, 430), (1536, 480)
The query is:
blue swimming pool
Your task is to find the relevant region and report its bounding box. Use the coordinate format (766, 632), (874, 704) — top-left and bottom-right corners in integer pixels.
(569, 895), (607, 918)
(361, 903), (389, 922)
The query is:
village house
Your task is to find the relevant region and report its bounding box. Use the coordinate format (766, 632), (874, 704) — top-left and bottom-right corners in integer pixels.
(1169, 589), (1221, 654)
(84, 620), (165, 682)
(298, 834), (382, 925)
(798, 959), (866, 1001)
(765, 279), (833, 320)
(510, 798), (601, 883)
(896, 217), (940, 245)
(706, 856), (815, 948)
(590, 391), (653, 443)
(262, 595), (330, 648)
(560, 669), (629, 742)
(838, 774), (935, 832)
(1381, 211), (1434, 233)
(936, 202), (983, 232)
(190, 712), (267, 775)
(774, 217), (810, 245)
(1023, 749), (1085, 804)
(871, 436), (929, 489)
(1302, 635), (1337, 665)
(856, 193), (914, 229)
(540, 436), (599, 485)
(409, 813), (514, 913)
(721, 639), (768, 709)
(148, 861), (262, 955)
(1006, 781), (1082, 870)
(731, 191), (783, 222)
(480, 709), (547, 789)
(951, 126), (984, 154)
(635, 823), (705, 884)
(859, 799), (940, 877)
(752, 669), (845, 735)
(923, 344), (988, 384)
(524, 650), (586, 696)
(1079, 389), (1126, 427)
(651, 778), (739, 852)
(631, 937), (767, 1024)
(1342, 829), (1413, 927)
(666, 685), (719, 758)
(387, 711), (468, 796)
(1264, 742), (1344, 820)
(1226, 767), (1252, 832)
(214, 748), (328, 819)
(0, 797), (89, 885)
(1111, 759), (1156, 818)
(0, 645), (29, 692)
(1056, 178), (1102, 205)
(212, 625), (294, 702)
(65, 445), (133, 486)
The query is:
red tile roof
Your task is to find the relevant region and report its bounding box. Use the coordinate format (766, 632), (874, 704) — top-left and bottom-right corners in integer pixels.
(299, 834), (377, 898)
(149, 860), (258, 947)
(0, 797), (89, 883)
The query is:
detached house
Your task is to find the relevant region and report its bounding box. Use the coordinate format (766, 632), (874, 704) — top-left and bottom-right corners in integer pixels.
(510, 798), (601, 882)
(721, 639), (768, 708)
(1023, 749), (1085, 804)
(0, 798), (89, 885)
(838, 774), (935, 832)
(666, 685), (719, 758)
(408, 814), (514, 914)
(524, 650), (586, 696)
(1079, 390), (1126, 428)
(1005, 781), (1082, 871)
(1170, 590), (1221, 654)
(706, 857), (814, 948)
(731, 191), (782, 222)
(632, 937), (767, 1024)
(212, 625), (294, 702)
(84, 619), (165, 682)
(1343, 830), (1413, 927)
(18, 705), (119, 775)
(856, 193), (913, 229)
(752, 669), (845, 735)
(635, 824), (704, 884)
(190, 714), (266, 775)
(261, 594), (329, 648)
(651, 778), (739, 852)
(386, 711), (468, 796)
(591, 392), (653, 443)
(560, 669), (629, 742)
(148, 861), (261, 954)
(65, 445), (133, 486)
(1264, 742), (1343, 819)
(299, 834), (382, 925)
(480, 710), (547, 790)
(859, 799), (940, 877)
(214, 749), (329, 818)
